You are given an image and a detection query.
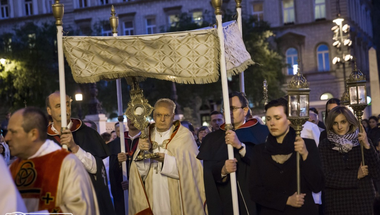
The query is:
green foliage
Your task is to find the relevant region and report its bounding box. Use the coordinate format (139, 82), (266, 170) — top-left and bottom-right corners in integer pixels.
(0, 22), (78, 111)
(237, 17), (286, 110)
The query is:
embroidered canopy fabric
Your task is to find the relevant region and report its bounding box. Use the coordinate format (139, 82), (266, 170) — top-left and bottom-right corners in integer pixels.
(63, 21), (254, 84)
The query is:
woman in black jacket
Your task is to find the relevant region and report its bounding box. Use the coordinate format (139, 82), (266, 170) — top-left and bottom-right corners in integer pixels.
(250, 99), (324, 215)
(319, 106), (380, 215)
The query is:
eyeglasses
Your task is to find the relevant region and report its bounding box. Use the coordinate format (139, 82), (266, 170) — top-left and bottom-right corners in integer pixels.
(230, 106), (244, 111)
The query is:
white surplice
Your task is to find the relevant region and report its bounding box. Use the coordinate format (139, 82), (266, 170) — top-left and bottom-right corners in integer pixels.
(11, 140), (100, 215)
(136, 126), (179, 215)
(0, 154), (27, 214)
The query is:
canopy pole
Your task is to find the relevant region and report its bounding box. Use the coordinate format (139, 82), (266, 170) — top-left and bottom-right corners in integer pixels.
(212, 0), (239, 214)
(110, 6), (128, 215)
(52, 0), (68, 150)
(235, 0), (244, 93)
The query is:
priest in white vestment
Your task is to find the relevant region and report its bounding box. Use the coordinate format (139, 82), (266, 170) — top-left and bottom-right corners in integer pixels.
(5, 107), (99, 215)
(129, 98), (206, 215)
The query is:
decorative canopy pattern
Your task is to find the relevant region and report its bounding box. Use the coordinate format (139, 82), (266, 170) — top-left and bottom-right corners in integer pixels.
(63, 21), (253, 84)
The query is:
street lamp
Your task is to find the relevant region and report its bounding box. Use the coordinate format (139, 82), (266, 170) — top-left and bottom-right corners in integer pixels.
(331, 16), (353, 105)
(347, 63), (367, 165)
(0, 58), (6, 65)
(287, 66), (310, 194)
(75, 89), (83, 119)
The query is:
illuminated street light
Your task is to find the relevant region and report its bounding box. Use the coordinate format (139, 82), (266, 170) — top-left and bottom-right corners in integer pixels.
(75, 88), (83, 119)
(344, 39), (352, 46)
(342, 24), (350, 33)
(332, 57), (341, 64)
(333, 41), (341, 48)
(344, 54), (353, 62)
(333, 17), (344, 25)
(332, 15), (352, 105)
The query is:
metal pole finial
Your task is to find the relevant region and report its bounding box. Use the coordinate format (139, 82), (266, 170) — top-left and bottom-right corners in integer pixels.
(235, 0), (242, 8)
(211, 0), (223, 15)
(52, 0), (64, 26)
(109, 5), (119, 34)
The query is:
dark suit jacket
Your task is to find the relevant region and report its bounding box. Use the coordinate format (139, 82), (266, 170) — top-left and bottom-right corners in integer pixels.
(198, 119), (269, 215)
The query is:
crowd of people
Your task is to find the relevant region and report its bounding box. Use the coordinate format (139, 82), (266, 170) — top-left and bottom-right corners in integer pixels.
(1, 91), (380, 215)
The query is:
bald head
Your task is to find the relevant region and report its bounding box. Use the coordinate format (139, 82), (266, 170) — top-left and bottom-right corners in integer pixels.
(308, 111), (319, 125)
(46, 91), (70, 108)
(46, 91), (72, 125)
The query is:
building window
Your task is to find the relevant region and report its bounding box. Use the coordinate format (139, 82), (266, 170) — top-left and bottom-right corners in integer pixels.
(123, 21), (134, 35)
(25, 0), (33, 16)
(46, 0), (54, 13)
(99, 0), (108, 5)
(252, 2), (263, 21)
(282, 0), (295, 24)
(1, 0), (9, 19)
(314, 0), (325, 19)
(146, 18), (156, 34)
(317, 44), (330, 71)
(78, 0), (87, 8)
(320, 92), (333, 100)
(168, 14), (179, 27)
(192, 11), (203, 26)
(286, 48), (298, 75)
(102, 24), (112, 36)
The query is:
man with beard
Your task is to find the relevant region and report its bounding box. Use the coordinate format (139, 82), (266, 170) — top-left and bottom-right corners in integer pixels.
(109, 119), (141, 215)
(46, 91), (114, 215)
(198, 91), (269, 215)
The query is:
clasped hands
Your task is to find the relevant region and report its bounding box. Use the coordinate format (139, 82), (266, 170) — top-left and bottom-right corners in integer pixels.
(138, 138), (165, 162)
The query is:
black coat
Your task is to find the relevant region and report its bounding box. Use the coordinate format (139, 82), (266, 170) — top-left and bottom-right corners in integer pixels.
(47, 119), (114, 215)
(108, 134), (139, 215)
(197, 119), (269, 215)
(319, 137), (380, 215)
(368, 127), (380, 146)
(250, 132), (324, 215)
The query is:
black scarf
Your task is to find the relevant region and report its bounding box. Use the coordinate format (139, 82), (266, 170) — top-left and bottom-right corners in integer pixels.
(265, 127), (296, 155)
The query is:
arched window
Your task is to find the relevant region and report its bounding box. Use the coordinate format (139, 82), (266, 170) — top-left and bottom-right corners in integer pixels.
(286, 48), (298, 75)
(317, 44), (330, 71)
(320, 92), (333, 100)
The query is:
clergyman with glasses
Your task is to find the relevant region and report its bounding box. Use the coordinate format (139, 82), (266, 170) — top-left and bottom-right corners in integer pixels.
(198, 91), (269, 215)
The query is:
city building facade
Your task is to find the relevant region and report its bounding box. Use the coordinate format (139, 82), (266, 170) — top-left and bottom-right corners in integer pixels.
(245, 0), (375, 119)
(0, 0), (377, 122)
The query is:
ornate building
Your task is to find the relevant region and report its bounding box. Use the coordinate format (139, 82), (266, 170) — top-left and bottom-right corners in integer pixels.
(245, 0), (375, 118)
(0, 0), (377, 120)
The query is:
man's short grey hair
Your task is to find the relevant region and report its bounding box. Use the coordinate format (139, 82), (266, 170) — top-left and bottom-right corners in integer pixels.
(154, 98), (176, 114)
(309, 111), (319, 120)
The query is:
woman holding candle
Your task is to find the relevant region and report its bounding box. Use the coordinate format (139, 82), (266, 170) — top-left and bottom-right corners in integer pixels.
(250, 98), (324, 215)
(319, 106), (380, 215)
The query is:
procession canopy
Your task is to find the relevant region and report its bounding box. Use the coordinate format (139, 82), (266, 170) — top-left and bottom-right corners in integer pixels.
(63, 21), (254, 84)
